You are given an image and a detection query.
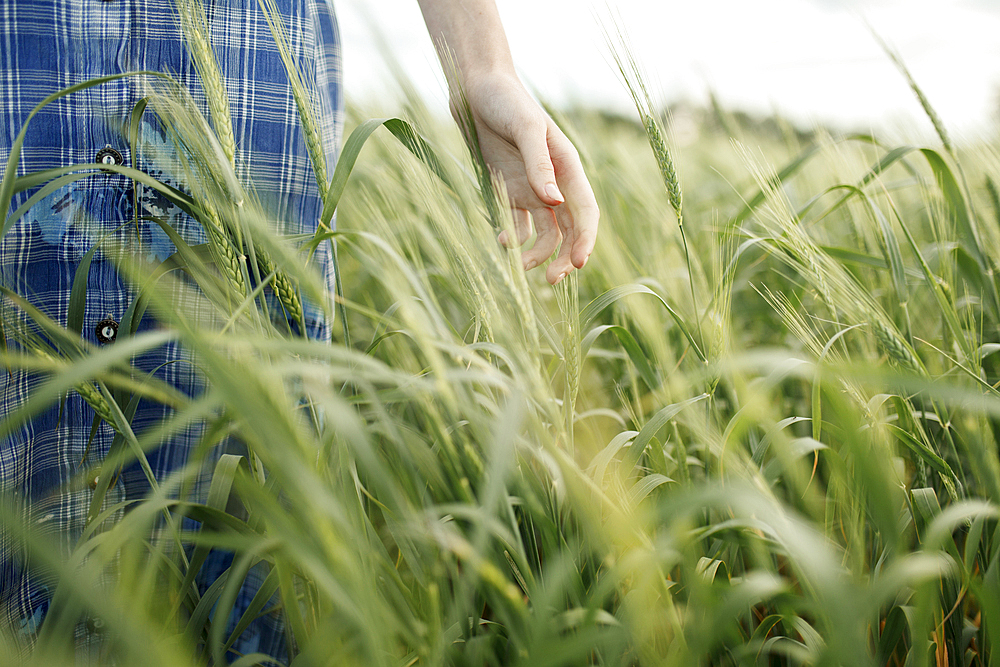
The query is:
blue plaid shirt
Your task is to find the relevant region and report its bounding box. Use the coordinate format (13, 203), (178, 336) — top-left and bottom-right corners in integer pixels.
(0, 0), (342, 660)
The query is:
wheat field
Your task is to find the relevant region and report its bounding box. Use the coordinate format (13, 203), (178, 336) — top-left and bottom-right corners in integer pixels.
(2, 12), (1000, 666)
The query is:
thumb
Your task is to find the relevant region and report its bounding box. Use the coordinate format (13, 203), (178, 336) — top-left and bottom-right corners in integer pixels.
(515, 123), (564, 206)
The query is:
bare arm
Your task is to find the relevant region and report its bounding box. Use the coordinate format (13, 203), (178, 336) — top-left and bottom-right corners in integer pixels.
(416, 0), (515, 79)
(417, 0), (599, 284)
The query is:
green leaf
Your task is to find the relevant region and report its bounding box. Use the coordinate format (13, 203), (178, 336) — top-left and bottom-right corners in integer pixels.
(4, 162), (200, 233)
(588, 430), (639, 481)
(924, 501), (997, 552)
(581, 324), (659, 390)
(910, 487), (942, 538)
(751, 416), (811, 466)
(171, 454), (250, 628)
(625, 394), (709, 471)
(555, 607), (621, 631)
(863, 145), (918, 186)
(979, 343), (1000, 360)
(209, 550), (260, 665)
(869, 196), (909, 304)
(730, 143), (822, 226)
(0, 286), (89, 357)
(891, 427), (959, 500)
(629, 473), (674, 504)
(0, 330), (180, 446)
(888, 195), (974, 365)
(920, 148), (984, 269)
(819, 245), (889, 270)
(318, 117), (452, 232)
(67, 242), (102, 337)
(128, 98), (148, 170)
(185, 565), (230, 645)
(696, 556), (728, 583)
(85, 388), (145, 523)
(922, 147), (999, 321)
(580, 284), (705, 362)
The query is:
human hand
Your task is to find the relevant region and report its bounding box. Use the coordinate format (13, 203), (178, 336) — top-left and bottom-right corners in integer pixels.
(460, 72), (599, 285)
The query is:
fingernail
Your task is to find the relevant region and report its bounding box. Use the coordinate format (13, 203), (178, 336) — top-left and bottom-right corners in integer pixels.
(554, 271), (566, 284)
(545, 183), (564, 204)
(524, 259), (538, 271)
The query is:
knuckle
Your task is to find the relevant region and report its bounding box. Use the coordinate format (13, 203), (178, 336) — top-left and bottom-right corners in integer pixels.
(534, 157), (556, 176)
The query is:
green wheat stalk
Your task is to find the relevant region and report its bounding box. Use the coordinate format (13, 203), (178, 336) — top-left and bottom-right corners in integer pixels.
(256, 0), (349, 342)
(256, 0), (330, 193)
(176, 0), (236, 167)
(203, 206), (248, 297)
(606, 28), (701, 351)
(171, 6), (307, 329)
(0, 316), (119, 433)
(255, 250), (304, 325)
(557, 271), (581, 450)
(874, 32), (953, 158)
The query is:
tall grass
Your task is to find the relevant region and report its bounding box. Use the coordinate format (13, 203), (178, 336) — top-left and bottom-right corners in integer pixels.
(3, 12), (1000, 667)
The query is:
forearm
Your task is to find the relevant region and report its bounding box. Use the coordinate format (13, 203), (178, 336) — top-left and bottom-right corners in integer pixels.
(416, 0), (516, 80)
(417, 0), (600, 282)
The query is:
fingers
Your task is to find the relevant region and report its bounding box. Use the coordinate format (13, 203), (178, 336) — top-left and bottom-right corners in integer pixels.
(512, 119), (565, 207)
(521, 207), (560, 272)
(496, 205), (568, 282)
(501, 164), (598, 285)
(513, 206), (577, 285)
(549, 129), (599, 271)
(498, 207), (532, 248)
(473, 90), (598, 284)
(564, 190), (599, 271)
(531, 199), (597, 285)
(545, 229), (576, 285)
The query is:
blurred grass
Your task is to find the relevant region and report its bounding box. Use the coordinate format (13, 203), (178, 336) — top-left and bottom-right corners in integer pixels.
(4, 18), (1000, 667)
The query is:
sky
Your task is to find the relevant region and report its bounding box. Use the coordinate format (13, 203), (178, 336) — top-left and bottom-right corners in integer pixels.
(337, 0), (1000, 140)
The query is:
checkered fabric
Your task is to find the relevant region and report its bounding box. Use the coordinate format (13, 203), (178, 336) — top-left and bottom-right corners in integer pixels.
(0, 0), (342, 662)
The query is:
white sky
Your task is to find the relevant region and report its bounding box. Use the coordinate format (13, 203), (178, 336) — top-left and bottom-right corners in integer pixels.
(337, 0), (1000, 140)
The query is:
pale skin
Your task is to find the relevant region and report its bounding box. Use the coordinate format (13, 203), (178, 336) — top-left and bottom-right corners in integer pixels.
(416, 0), (600, 285)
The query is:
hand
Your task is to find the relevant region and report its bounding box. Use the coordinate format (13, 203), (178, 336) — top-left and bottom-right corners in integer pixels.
(461, 72), (599, 285)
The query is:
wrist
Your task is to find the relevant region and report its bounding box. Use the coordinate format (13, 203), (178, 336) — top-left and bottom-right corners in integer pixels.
(418, 0), (517, 83)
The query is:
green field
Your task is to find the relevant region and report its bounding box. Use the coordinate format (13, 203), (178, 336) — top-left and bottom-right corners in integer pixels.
(4, 21), (1000, 666)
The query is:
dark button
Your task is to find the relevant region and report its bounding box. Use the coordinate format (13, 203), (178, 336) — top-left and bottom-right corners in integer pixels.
(95, 146), (123, 172)
(95, 315), (118, 344)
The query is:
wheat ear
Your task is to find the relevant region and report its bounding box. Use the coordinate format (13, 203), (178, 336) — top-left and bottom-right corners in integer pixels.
(255, 250), (304, 325)
(176, 0), (237, 166)
(874, 32), (953, 157)
(203, 207), (248, 296)
(75, 380), (119, 431)
(257, 0), (329, 192)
